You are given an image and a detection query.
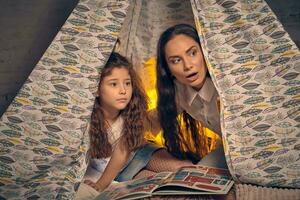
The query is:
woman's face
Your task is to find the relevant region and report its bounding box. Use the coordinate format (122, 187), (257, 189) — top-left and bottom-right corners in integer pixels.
(164, 34), (207, 90)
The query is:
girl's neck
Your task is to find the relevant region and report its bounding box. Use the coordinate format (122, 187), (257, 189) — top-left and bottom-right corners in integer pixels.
(101, 107), (120, 126)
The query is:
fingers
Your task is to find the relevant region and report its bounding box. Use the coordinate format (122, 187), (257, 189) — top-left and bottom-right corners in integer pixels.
(84, 180), (102, 192)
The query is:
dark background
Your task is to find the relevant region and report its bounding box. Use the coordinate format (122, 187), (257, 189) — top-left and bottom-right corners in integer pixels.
(0, 0), (299, 116)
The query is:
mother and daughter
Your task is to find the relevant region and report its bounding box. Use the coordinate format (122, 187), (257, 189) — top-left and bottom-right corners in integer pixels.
(75, 23), (226, 199)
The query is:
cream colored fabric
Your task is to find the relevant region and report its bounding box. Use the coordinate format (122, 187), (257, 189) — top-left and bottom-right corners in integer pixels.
(117, 0), (195, 73)
(191, 0), (300, 188)
(0, 0), (130, 199)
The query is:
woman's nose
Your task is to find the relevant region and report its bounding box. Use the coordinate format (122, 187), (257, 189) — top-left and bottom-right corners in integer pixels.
(183, 59), (193, 71)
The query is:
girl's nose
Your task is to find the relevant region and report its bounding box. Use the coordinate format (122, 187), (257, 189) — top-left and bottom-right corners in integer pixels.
(119, 85), (126, 94)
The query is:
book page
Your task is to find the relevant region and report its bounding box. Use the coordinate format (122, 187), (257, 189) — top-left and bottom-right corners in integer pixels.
(95, 172), (172, 200)
(154, 165), (234, 195)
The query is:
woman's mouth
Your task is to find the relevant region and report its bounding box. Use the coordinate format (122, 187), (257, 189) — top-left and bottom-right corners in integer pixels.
(185, 72), (198, 82)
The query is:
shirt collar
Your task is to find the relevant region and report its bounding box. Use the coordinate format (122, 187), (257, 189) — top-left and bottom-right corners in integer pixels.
(175, 78), (215, 106)
(199, 78), (215, 102)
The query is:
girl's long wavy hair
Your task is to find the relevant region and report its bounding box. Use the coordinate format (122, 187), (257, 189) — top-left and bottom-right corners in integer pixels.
(90, 52), (148, 159)
(156, 24), (208, 163)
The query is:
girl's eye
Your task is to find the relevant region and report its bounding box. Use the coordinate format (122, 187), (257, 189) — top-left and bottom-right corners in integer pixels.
(110, 82), (117, 87)
(125, 81), (131, 86)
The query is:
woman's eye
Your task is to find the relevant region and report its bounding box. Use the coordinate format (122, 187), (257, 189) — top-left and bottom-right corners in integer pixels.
(110, 83), (117, 87)
(171, 58), (180, 64)
(190, 49), (197, 56)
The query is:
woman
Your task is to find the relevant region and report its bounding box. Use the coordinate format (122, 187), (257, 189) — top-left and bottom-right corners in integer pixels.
(154, 23), (227, 167)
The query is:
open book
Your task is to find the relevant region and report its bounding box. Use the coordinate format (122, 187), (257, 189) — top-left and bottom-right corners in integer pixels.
(95, 165), (234, 200)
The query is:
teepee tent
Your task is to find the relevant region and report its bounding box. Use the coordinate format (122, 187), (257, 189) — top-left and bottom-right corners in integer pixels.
(0, 0), (299, 199)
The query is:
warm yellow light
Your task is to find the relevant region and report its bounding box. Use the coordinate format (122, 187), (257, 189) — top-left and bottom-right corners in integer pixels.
(146, 89), (157, 111)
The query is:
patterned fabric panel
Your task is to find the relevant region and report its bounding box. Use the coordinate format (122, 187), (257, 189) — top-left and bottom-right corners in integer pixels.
(191, 0), (299, 188)
(117, 0), (195, 73)
(0, 0), (129, 199)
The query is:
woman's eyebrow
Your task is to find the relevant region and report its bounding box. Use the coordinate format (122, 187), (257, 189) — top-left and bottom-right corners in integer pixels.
(186, 45), (197, 53)
(168, 55), (179, 59)
(167, 45), (197, 60)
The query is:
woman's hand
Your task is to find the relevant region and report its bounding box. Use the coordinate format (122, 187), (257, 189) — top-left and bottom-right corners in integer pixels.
(84, 179), (103, 192)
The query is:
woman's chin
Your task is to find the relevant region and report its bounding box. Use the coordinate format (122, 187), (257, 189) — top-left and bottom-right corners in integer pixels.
(189, 79), (205, 90)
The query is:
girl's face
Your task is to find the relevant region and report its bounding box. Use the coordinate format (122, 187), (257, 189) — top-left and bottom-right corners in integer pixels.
(98, 67), (132, 114)
(165, 34), (207, 90)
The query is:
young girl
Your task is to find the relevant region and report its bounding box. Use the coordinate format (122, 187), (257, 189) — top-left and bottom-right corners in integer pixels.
(153, 23), (227, 168)
(75, 52), (152, 199)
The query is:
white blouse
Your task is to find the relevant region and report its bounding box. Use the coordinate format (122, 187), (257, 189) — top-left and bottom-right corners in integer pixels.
(175, 77), (221, 136)
(107, 116), (124, 149)
(84, 116), (124, 182)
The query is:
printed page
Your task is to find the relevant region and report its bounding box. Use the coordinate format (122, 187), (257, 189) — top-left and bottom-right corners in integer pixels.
(154, 165), (234, 195)
(95, 172), (172, 200)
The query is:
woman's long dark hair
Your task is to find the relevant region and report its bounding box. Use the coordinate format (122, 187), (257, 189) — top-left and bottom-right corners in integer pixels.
(156, 24), (208, 163)
(90, 52), (148, 158)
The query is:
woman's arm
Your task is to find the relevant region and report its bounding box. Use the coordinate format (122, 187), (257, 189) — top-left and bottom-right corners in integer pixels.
(84, 140), (130, 191)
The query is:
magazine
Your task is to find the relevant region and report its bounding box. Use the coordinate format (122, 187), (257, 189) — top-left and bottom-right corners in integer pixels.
(95, 165), (234, 200)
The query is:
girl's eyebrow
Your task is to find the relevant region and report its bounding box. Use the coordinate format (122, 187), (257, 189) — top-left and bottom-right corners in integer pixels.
(106, 78), (118, 81)
(106, 77), (131, 81)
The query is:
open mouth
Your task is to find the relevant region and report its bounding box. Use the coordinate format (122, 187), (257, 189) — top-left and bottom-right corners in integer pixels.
(186, 72), (198, 81)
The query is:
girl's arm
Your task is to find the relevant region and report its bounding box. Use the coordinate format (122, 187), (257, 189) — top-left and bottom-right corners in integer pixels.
(84, 140), (130, 192)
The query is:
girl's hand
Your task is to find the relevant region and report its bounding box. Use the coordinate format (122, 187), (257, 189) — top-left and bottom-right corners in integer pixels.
(84, 179), (103, 192)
